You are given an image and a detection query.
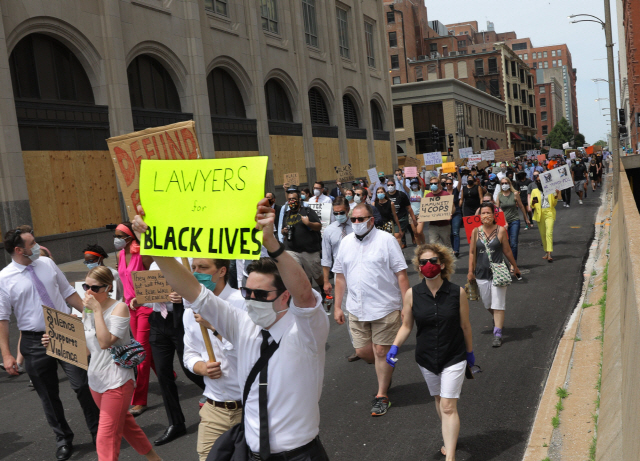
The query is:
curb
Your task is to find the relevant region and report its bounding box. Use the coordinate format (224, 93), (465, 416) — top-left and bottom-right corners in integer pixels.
(522, 178), (613, 461)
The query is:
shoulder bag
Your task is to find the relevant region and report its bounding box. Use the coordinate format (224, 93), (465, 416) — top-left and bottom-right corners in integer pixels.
(109, 338), (146, 369)
(206, 339), (280, 461)
(479, 229), (512, 287)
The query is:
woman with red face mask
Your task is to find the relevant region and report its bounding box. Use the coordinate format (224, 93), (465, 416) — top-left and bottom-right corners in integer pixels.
(42, 266), (162, 461)
(468, 202), (521, 348)
(386, 244), (474, 461)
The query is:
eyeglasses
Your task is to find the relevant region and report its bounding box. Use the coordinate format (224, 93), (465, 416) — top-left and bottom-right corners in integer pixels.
(333, 211), (347, 216)
(82, 283), (107, 292)
(419, 257), (439, 266)
(240, 287), (285, 302)
(446, 182), (453, 185)
(350, 216), (372, 223)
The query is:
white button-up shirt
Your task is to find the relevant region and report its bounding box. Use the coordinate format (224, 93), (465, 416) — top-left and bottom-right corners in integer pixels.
(308, 193), (332, 204)
(185, 285), (329, 453)
(332, 228), (407, 321)
(0, 257), (76, 332)
(320, 221), (353, 269)
(183, 283), (245, 402)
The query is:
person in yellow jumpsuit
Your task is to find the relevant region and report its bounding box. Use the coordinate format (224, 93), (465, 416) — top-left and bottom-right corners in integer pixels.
(529, 178), (560, 263)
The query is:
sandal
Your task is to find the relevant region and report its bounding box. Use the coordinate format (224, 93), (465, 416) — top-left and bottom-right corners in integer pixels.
(548, 258), (553, 263)
(440, 445), (446, 456)
(542, 254), (549, 259)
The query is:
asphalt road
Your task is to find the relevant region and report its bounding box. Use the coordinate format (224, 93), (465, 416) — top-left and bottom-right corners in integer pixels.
(0, 184), (602, 461)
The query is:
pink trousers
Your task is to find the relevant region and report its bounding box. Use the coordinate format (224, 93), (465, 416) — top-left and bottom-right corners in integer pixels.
(91, 380), (152, 460)
(129, 305), (156, 405)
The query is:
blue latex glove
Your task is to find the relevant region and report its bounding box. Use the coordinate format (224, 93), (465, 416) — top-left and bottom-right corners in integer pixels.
(466, 351), (475, 367)
(386, 345), (399, 367)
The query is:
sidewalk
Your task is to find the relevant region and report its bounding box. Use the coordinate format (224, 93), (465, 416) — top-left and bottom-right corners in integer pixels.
(58, 252), (119, 283)
(523, 176), (612, 461)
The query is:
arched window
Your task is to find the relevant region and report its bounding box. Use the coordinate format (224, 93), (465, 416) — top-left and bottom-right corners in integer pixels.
(343, 95), (359, 127)
(207, 68), (246, 118)
(127, 54), (181, 111)
(9, 33), (94, 103)
(370, 100), (383, 130)
(308, 88), (329, 125)
(264, 79), (293, 122)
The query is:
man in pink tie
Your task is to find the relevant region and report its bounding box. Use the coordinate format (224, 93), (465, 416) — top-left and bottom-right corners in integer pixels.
(0, 227), (99, 461)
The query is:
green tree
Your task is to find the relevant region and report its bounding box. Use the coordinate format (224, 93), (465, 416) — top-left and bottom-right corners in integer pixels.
(574, 132), (585, 147)
(545, 118), (573, 148)
(594, 139), (607, 147)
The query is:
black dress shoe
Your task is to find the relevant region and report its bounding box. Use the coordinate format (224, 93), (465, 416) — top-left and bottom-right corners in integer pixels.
(56, 444), (73, 461)
(154, 423), (186, 446)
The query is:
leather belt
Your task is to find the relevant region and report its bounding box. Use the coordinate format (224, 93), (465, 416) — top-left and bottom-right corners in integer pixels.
(206, 398), (242, 410)
(249, 437), (318, 461)
(20, 331), (45, 336)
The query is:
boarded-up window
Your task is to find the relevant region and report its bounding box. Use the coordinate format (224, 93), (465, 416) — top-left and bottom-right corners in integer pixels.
(458, 61), (468, 78)
(415, 66), (423, 82)
(427, 64), (437, 81)
(444, 62), (454, 79)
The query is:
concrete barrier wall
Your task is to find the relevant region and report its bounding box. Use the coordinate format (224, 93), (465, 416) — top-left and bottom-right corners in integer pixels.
(597, 163), (640, 461)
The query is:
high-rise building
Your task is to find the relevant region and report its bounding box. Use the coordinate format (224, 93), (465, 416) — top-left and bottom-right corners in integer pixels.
(621, 0), (640, 150)
(617, 0), (631, 150)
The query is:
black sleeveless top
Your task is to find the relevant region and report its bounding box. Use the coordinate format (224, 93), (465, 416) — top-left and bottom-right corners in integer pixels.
(462, 184), (481, 217)
(412, 279), (467, 374)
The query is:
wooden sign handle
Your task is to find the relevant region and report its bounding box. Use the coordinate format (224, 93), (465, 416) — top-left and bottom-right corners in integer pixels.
(181, 257), (217, 363)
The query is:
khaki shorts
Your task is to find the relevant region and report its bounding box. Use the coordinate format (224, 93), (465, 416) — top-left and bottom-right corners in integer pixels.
(349, 310), (402, 348)
(287, 250), (323, 281)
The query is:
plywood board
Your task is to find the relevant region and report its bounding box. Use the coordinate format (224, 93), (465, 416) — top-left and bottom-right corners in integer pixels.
(271, 135), (307, 186)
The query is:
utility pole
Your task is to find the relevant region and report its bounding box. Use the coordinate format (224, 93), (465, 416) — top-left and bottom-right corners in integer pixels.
(603, 0), (620, 200)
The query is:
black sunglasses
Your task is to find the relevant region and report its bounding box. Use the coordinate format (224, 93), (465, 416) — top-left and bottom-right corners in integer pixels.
(240, 287), (285, 302)
(82, 283), (107, 292)
(446, 182), (453, 185)
(350, 216), (372, 223)
(333, 211), (347, 216)
(419, 257), (439, 266)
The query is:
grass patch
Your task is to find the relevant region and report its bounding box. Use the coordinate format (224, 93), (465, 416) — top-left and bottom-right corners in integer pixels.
(591, 269), (597, 276)
(582, 302), (593, 309)
(543, 443), (548, 447)
(589, 436), (597, 460)
(556, 387), (569, 399)
(551, 386), (570, 429)
(551, 416), (559, 428)
(574, 337), (582, 341)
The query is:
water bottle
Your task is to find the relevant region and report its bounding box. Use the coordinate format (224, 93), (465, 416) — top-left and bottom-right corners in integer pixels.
(323, 295), (334, 314)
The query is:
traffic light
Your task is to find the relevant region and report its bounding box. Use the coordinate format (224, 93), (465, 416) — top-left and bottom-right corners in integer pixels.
(619, 125), (628, 137)
(431, 125), (439, 149)
(619, 108), (626, 125)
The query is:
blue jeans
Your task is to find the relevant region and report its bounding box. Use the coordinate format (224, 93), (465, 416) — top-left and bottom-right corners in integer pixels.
(450, 211), (462, 253)
(507, 219), (521, 261)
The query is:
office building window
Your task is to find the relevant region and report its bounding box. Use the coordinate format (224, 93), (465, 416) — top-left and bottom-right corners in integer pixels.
(308, 88), (329, 125)
(343, 95), (359, 127)
(506, 82), (510, 98)
(541, 111), (547, 121)
(261, 0), (278, 33)
(336, 8), (350, 59)
(558, 59), (562, 66)
(393, 106), (403, 129)
(389, 32), (397, 47)
(475, 59), (484, 75)
(512, 42), (527, 50)
(552, 60), (557, 67)
(557, 50), (562, 56)
(488, 57), (498, 73)
(544, 61), (549, 68)
(523, 53), (528, 60)
(539, 86), (545, 93)
(533, 62), (537, 69)
(458, 40), (466, 48)
(543, 51), (547, 58)
(393, 76), (401, 84)
(370, 101), (383, 130)
(302, 0), (318, 47)
(540, 98), (546, 107)
(511, 60), (517, 76)
(542, 125), (548, 135)
(386, 11), (395, 24)
(390, 55), (399, 69)
(365, 22), (375, 68)
(430, 43), (438, 53)
(512, 83), (518, 99)
(204, 0), (228, 16)
(265, 79), (293, 121)
(552, 50), (556, 57)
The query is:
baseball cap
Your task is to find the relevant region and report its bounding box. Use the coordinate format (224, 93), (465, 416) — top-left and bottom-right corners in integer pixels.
(378, 171), (385, 177)
(489, 174), (497, 180)
(410, 178), (419, 184)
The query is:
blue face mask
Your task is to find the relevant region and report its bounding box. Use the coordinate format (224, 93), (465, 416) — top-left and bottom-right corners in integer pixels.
(85, 262), (100, 270)
(194, 272), (217, 292)
(345, 195), (354, 202)
(377, 193), (386, 200)
(430, 184), (438, 192)
(300, 194), (307, 201)
(335, 214), (348, 224)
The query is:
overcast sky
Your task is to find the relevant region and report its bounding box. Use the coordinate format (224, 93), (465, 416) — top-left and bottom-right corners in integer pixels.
(425, 0), (620, 144)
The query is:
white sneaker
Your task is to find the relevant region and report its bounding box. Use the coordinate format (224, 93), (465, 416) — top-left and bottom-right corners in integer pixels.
(579, 200), (583, 204)
(566, 204), (570, 208)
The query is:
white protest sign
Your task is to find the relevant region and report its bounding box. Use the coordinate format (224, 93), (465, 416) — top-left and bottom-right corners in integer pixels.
(367, 167), (378, 186)
(481, 150), (495, 161)
(423, 152), (443, 166)
(458, 147), (473, 158)
(570, 151), (576, 159)
(548, 148), (563, 158)
(306, 202), (332, 236)
(540, 165), (574, 195)
(418, 195), (454, 222)
(467, 154), (482, 167)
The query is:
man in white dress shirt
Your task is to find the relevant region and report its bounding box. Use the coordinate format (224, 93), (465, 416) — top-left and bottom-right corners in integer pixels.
(132, 199), (330, 460)
(308, 181), (334, 205)
(182, 258), (245, 461)
(333, 203), (409, 417)
(0, 228), (99, 460)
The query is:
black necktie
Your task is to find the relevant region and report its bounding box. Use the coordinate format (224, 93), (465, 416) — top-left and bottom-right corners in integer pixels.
(259, 330), (271, 460)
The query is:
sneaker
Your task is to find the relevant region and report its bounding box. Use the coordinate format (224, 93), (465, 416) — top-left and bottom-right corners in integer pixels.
(492, 336), (503, 348)
(371, 396), (390, 416)
(199, 396), (207, 408)
(16, 363), (26, 374)
(566, 204), (570, 208)
(579, 200), (583, 204)
(454, 252), (460, 258)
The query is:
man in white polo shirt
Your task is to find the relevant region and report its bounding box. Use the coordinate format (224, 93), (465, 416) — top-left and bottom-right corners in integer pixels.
(333, 203), (409, 417)
(0, 228), (99, 461)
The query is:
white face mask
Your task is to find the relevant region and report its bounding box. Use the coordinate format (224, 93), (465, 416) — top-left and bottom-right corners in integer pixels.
(26, 243), (41, 262)
(354, 195), (362, 204)
(352, 219), (371, 236)
(114, 238), (127, 250)
(387, 185), (396, 193)
(246, 299), (288, 329)
(313, 189), (322, 197)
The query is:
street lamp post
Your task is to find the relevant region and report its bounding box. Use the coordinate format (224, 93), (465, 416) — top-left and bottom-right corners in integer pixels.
(570, 4), (620, 200)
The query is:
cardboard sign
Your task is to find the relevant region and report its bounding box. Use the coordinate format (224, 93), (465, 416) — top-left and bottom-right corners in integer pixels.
(307, 202), (332, 236)
(418, 195), (454, 222)
(467, 154), (482, 167)
(455, 157), (467, 167)
(107, 121), (201, 220)
(43, 305), (88, 370)
(459, 147), (473, 158)
(334, 164), (354, 182)
(537, 154), (547, 165)
(442, 162), (456, 173)
(423, 152), (443, 166)
(284, 172), (299, 186)
(540, 164), (574, 195)
(139, 157), (268, 259)
(404, 166), (418, 178)
(132, 270), (173, 303)
(404, 156), (421, 168)
(476, 160), (489, 170)
(494, 148), (515, 163)
(548, 148), (563, 158)
(462, 212), (507, 244)
(481, 150), (495, 161)
(367, 167), (379, 186)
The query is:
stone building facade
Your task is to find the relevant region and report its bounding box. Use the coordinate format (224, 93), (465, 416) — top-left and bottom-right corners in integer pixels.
(0, 0), (394, 265)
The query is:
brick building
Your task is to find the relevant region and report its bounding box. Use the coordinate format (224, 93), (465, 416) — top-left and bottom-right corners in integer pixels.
(622, 0), (640, 150)
(536, 78), (564, 140)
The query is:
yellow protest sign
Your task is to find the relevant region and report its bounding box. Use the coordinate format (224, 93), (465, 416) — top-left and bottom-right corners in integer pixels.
(418, 195), (454, 223)
(442, 162), (456, 173)
(43, 306), (88, 370)
(139, 157), (268, 259)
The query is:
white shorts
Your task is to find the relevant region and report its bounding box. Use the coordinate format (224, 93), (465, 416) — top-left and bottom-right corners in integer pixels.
(419, 360), (467, 399)
(476, 278), (507, 311)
